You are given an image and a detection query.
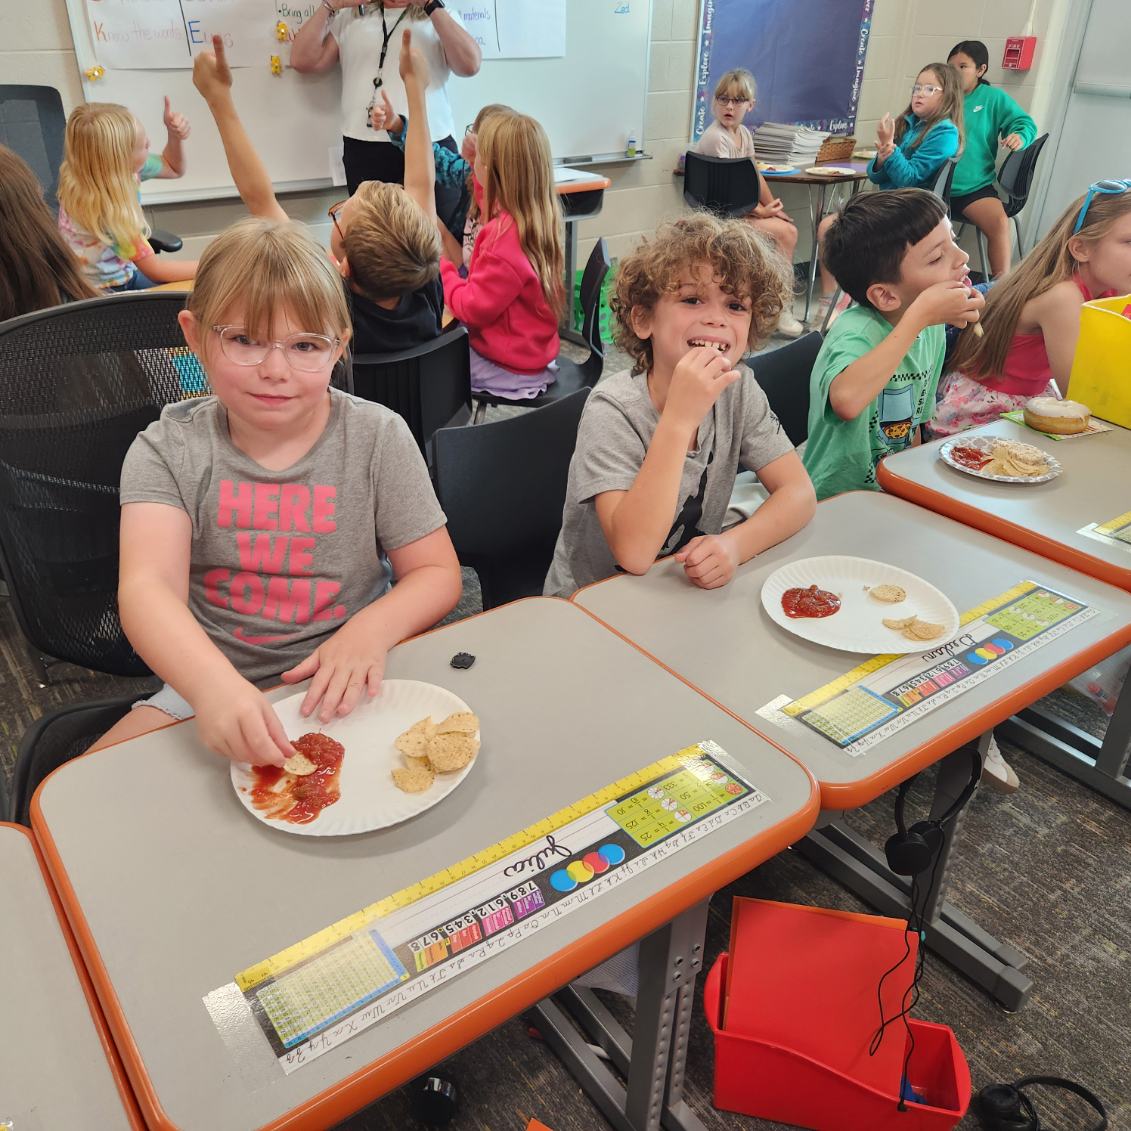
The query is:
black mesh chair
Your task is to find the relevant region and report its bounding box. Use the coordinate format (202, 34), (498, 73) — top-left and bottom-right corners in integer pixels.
(683, 151), (762, 217)
(964, 133), (1050, 280)
(746, 331), (823, 447)
(472, 238), (612, 417)
(0, 83), (182, 252)
(10, 696), (136, 825)
(349, 324), (472, 459)
(931, 155), (959, 211)
(0, 291), (205, 680)
(433, 387), (590, 609)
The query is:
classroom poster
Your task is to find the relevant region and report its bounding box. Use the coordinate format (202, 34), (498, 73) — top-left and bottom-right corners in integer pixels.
(692, 0), (874, 141)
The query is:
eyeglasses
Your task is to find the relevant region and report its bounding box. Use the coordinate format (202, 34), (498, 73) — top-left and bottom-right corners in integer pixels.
(212, 325), (340, 372)
(715, 96), (751, 107)
(464, 123), (475, 136)
(911, 84), (942, 95)
(327, 198), (348, 240)
(1072, 179), (1131, 234)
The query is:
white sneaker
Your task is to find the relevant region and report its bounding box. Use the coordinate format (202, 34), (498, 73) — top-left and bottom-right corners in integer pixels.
(776, 310), (805, 338)
(980, 735), (1020, 794)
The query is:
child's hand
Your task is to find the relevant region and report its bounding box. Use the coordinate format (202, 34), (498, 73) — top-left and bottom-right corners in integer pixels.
(664, 346), (743, 431)
(399, 27), (429, 86)
(280, 618), (388, 724)
(1001, 132), (1023, 151)
(193, 35), (233, 100)
(194, 676), (293, 767)
(674, 533), (739, 590)
(369, 89), (401, 133)
(909, 280), (984, 331)
(163, 96), (191, 140)
(875, 113), (895, 148)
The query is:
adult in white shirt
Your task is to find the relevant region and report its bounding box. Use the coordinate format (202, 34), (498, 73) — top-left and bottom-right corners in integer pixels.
(292, 0), (481, 225)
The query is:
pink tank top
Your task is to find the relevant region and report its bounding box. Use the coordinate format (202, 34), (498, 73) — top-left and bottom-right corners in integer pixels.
(980, 276), (1114, 396)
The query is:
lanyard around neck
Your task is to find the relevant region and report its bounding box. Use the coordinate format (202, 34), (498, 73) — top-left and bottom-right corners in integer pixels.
(372, 5), (410, 91)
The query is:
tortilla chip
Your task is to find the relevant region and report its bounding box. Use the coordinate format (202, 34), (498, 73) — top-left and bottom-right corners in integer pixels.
(392, 763), (435, 793)
(883, 615), (917, 630)
(283, 752), (316, 777)
(436, 711), (479, 735)
(394, 717), (436, 758)
(427, 731), (479, 772)
(904, 619), (946, 641)
(870, 584), (906, 604)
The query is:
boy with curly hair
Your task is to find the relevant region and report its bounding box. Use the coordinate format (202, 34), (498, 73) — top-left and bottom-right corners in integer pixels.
(545, 213), (816, 597)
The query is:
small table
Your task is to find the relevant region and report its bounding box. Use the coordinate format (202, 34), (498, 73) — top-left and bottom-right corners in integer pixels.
(33, 598), (815, 1131)
(878, 419), (1131, 808)
(764, 160), (870, 322)
(573, 492), (1131, 1009)
(0, 822), (141, 1130)
(555, 167), (612, 338)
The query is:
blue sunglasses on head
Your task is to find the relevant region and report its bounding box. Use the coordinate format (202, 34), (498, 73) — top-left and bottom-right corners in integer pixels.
(1073, 179), (1131, 234)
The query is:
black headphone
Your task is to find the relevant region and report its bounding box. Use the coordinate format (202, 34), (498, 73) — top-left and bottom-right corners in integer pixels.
(884, 745), (981, 876)
(973, 1076), (1108, 1130)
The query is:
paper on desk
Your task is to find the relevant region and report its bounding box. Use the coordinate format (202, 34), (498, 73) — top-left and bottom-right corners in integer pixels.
(553, 166), (604, 184)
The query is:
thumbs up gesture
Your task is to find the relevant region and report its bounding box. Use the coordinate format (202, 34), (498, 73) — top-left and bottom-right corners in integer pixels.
(369, 89), (402, 134)
(163, 94), (191, 140)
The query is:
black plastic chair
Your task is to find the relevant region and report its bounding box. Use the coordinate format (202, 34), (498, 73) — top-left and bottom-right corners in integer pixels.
(746, 332), (823, 447)
(683, 151), (762, 217)
(432, 387), (590, 609)
(10, 695), (136, 825)
(349, 324), (472, 459)
(0, 83), (182, 252)
(472, 238), (611, 416)
(931, 155), (959, 210)
(0, 291), (206, 680)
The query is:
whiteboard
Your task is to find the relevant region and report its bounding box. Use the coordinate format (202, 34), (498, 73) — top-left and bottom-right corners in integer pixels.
(62, 0), (652, 203)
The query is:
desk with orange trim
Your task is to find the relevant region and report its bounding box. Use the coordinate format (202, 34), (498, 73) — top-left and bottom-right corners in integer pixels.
(0, 822), (143, 1130)
(877, 418), (1131, 809)
(572, 492), (1131, 1009)
(31, 598), (816, 1131)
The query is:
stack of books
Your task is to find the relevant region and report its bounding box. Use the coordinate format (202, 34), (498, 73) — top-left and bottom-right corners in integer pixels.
(751, 123), (829, 166)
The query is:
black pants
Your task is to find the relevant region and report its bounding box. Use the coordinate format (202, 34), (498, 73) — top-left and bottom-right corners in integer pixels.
(342, 135), (462, 236)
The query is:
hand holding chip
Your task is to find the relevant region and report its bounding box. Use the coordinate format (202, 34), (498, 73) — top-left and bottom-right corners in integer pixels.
(665, 347), (742, 432)
(674, 533), (740, 590)
(281, 617), (388, 724)
(909, 279), (984, 333)
(194, 676), (294, 767)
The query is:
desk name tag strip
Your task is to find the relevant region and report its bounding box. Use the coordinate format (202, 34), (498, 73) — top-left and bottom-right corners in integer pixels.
(769, 581), (1094, 755)
(205, 741), (768, 1074)
(1078, 510), (1131, 556)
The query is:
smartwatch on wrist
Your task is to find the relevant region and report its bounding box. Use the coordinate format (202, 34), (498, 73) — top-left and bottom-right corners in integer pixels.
(423, 0), (445, 13)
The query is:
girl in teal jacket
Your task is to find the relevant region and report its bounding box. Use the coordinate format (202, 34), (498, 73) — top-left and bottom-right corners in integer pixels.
(948, 40), (1038, 278)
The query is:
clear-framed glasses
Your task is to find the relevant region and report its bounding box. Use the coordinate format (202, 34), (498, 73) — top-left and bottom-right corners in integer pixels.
(912, 83), (942, 95)
(715, 95), (751, 108)
(212, 325), (340, 372)
(1073, 179), (1131, 234)
(327, 198), (348, 240)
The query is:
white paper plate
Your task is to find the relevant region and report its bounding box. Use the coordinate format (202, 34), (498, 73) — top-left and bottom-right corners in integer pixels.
(939, 435), (1061, 485)
(231, 680), (478, 836)
(761, 556), (959, 654)
(805, 165), (859, 176)
(757, 163), (796, 174)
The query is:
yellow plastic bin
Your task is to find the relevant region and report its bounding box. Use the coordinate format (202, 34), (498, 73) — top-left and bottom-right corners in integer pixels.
(1067, 293), (1131, 428)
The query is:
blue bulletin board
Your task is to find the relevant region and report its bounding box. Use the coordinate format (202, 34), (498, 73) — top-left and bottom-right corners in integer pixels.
(692, 0), (874, 141)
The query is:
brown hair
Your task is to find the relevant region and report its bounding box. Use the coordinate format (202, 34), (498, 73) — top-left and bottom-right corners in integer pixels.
(714, 68), (756, 103)
(950, 188), (1131, 379)
(344, 180), (440, 302)
(611, 213), (793, 375)
(187, 217), (351, 359)
(895, 63), (965, 154)
(0, 145), (98, 321)
(476, 111), (565, 317)
(466, 103), (514, 227)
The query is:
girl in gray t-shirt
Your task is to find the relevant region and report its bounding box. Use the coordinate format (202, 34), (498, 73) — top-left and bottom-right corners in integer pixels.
(103, 217), (460, 768)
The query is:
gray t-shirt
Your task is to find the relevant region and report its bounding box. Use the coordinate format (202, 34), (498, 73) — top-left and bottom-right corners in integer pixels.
(120, 388), (446, 684)
(544, 365), (793, 597)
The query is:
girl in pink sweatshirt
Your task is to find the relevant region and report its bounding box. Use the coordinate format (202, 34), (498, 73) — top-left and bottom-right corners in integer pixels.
(440, 111), (565, 398)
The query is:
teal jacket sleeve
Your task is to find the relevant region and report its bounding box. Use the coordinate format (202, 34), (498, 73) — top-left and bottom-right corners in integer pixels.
(991, 87), (1037, 147)
(868, 119), (959, 189)
(387, 116), (470, 190)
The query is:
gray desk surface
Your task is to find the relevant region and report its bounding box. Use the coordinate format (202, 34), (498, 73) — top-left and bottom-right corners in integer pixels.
(878, 419), (1131, 590)
(574, 492), (1131, 808)
(33, 598), (816, 1131)
(0, 823), (137, 1130)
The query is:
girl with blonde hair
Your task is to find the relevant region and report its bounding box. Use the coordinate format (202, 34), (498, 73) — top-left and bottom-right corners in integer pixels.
(0, 145), (98, 321)
(440, 111), (565, 398)
(97, 215), (461, 764)
(932, 182), (1131, 437)
(58, 101), (197, 291)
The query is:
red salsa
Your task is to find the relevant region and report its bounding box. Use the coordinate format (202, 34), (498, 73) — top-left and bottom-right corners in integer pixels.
(782, 584), (841, 619)
(249, 732), (345, 824)
(950, 445), (992, 470)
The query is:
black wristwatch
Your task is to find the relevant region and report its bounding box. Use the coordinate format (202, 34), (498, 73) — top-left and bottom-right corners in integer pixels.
(423, 0), (444, 13)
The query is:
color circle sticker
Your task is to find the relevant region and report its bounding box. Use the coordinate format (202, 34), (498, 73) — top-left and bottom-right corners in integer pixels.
(598, 843), (626, 866)
(583, 851), (610, 875)
(549, 870), (577, 893)
(566, 860), (594, 884)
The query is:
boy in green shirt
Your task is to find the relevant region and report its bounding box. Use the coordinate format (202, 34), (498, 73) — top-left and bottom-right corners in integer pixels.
(803, 189), (984, 501)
